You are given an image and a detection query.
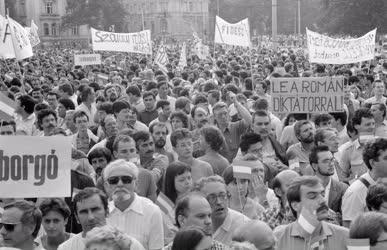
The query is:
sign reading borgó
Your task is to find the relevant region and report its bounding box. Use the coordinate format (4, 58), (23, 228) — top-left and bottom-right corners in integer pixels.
(270, 77), (344, 113)
(0, 136), (72, 198)
(74, 54), (102, 66)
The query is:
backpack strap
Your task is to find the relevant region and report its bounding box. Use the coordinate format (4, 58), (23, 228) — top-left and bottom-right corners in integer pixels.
(359, 177), (371, 188)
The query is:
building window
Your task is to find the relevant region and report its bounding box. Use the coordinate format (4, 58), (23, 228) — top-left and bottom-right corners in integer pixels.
(72, 25), (79, 35)
(51, 23), (57, 36)
(43, 23), (49, 36)
(45, 0), (53, 14)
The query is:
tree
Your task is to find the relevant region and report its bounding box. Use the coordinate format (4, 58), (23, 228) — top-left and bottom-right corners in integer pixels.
(62, 0), (128, 32)
(317, 0), (387, 35)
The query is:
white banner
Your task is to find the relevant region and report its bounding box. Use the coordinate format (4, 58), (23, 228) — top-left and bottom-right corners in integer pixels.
(0, 136), (72, 198)
(91, 27), (152, 55)
(214, 16), (250, 47)
(178, 42), (187, 70)
(0, 15), (16, 59)
(307, 28), (376, 64)
(25, 20), (40, 47)
(154, 43), (168, 73)
(74, 53), (102, 66)
(8, 17), (33, 60)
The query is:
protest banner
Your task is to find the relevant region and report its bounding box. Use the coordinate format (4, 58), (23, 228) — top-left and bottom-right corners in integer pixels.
(270, 77), (344, 113)
(214, 16), (250, 47)
(178, 42), (187, 70)
(91, 28), (152, 55)
(0, 91), (16, 121)
(307, 28), (376, 64)
(154, 43), (168, 73)
(8, 16), (33, 60)
(74, 53), (102, 66)
(25, 20), (40, 47)
(0, 136), (72, 198)
(0, 15), (16, 59)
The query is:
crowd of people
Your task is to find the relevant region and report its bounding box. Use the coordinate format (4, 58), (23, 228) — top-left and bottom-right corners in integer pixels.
(0, 34), (387, 250)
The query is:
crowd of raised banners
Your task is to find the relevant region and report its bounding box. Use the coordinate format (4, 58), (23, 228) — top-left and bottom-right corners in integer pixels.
(0, 13), (387, 250)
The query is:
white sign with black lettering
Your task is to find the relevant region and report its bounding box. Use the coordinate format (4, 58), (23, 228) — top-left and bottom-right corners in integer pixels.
(74, 54), (102, 66)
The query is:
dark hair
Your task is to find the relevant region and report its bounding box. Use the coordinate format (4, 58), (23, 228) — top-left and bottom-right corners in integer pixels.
(329, 111), (347, 126)
(208, 90), (220, 102)
(156, 100), (170, 110)
(132, 131), (152, 149)
(37, 109), (57, 128)
(143, 91), (155, 100)
(193, 94), (208, 106)
(170, 111), (189, 128)
(239, 132), (262, 154)
(149, 121), (169, 134)
(79, 87), (93, 103)
(88, 147), (112, 165)
(313, 113), (333, 127)
(39, 198), (71, 219)
(314, 128), (336, 146)
(112, 134), (135, 152)
(366, 184), (387, 211)
(371, 103), (387, 118)
(171, 128), (192, 148)
(59, 83), (74, 96)
(352, 108), (374, 128)
(363, 138), (387, 170)
(4, 200), (42, 238)
(172, 226), (206, 250)
(200, 126), (225, 152)
(349, 212), (387, 246)
(18, 94), (36, 114)
(97, 102), (113, 114)
(287, 176), (321, 217)
(73, 187), (108, 216)
(34, 103), (50, 113)
(309, 145), (330, 165)
(112, 100), (130, 114)
(253, 98), (269, 111)
(73, 110), (89, 123)
(58, 98), (75, 110)
(0, 120), (16, 132)
(164, 161), (191, 203)
(126, 85), (141, 97)
(252, 110), (270, 124)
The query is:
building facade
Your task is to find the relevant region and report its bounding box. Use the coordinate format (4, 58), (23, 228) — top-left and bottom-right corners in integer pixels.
(122, 0), (210, 42)
(11, 0), (89, 47)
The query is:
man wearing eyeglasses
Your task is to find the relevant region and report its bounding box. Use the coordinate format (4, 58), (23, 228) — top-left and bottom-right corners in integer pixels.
(195, 175), (250, 246)
(1, 200), (43, 250)
(105, 159), (164, 250)
(0, 120), (16, 135)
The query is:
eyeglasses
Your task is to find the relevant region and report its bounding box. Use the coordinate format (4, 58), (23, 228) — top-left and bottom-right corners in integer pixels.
(0, 223), (19, 232)
(206, 192), (227, 203)
(107, 176), (134, 185)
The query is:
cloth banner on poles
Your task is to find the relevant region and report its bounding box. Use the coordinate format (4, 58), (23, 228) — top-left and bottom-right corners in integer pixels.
(214, 16), (250, 47)
(0, 15), (16, 59)
(8, 16), (33, 60)
(178, 42), (187, 70)
(154, 43), (168, 73)
(0, 91), (16, 121)
(307, 28), (376, 64)
(91, 27), (152, 55)
(25, 20), (40, 47)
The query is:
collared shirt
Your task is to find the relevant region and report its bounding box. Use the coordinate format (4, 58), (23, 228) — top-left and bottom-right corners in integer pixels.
(325, 178), (332, 203)
(218, 120), (250, 163)
(365, 96), (387, 105)
(107, 194), (164, 250)
(375, 121), (387, 138)
(258, 205), (296, 230)
(163, 240), (228, 250)
(75, 102), (97, 126)
(276, 221), (349, 250)
(142, 153), (169, 188)
(213, 208), (250, 246)
(338, 139), (368, 182)
(14, 113), (36, 135)
(342, 172), (376, 223)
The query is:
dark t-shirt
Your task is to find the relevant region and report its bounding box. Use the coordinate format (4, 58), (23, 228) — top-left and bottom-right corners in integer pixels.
(138, 109), (158, 126)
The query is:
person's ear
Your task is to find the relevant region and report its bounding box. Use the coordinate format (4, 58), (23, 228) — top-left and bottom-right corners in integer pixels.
(311, 163), (318, 172)
(274, 187), (282, 198)
(290, 201), (301, 214)
(177, 214), (185, 227)
(113, 151), (118, 159)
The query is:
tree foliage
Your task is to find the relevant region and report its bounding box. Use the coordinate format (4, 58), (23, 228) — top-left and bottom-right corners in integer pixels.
(62, 0), (128, 31)
(317, 0), (387, 35)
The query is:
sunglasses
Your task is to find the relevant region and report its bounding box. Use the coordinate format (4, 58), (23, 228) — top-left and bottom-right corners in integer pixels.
(0, 223), (19, 232)
(107, 176), (134, 185)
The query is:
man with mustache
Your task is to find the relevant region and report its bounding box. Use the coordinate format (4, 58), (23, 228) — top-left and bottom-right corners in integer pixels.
(105, 160), (164, 250)
(150, 122), (175, 163)
(276, 176), (349, 250)
(310, 145), (348, 217)
(286, 120), (316, 175)
(104, 85), (119, 102)
(37, 108), (58, 136)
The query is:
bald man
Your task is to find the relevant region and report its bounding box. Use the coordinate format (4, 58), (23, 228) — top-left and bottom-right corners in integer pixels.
(232, 220), (275, 250)
(258, 170), (300, 229)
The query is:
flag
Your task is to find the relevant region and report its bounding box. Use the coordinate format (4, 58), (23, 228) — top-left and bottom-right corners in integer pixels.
(193, 40), (209, 60)
(297, 207), (320, 234)
(0, 15), (16, 59)
(7, 16), (33, 60)
(25, 20), (40, 47)
(156, 192), (175, 219)
(347, 239), (370, 250)
(178, 42), (187, 70)
(154, 43), (168, 74)
(0, 92), (16, 121)
(232, 165), (252, 180)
